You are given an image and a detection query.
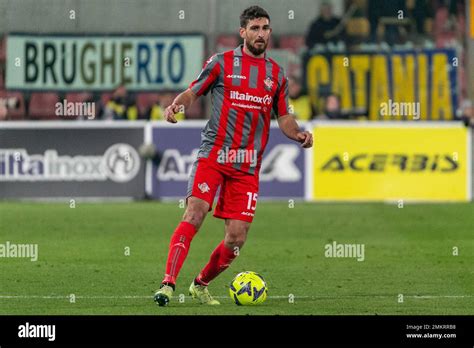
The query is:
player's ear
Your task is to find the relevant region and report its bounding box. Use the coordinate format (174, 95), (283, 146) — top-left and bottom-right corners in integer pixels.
(239, 27), (246, 39)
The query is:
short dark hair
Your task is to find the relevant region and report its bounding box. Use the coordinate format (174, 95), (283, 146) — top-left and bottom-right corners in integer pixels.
(240, 5), (270, 28)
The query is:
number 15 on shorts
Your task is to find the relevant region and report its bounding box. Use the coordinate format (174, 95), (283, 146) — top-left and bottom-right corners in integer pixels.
(246, 192), (258, 211)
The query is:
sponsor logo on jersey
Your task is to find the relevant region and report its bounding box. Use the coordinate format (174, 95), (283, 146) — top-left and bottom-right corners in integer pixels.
(226, 74), (247, 80)
(229, 91), (272, 105)
(230, 102), (262, 110)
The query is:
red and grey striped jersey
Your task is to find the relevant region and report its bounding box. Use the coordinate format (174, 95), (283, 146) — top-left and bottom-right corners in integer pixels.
(189, 45), (289, 175)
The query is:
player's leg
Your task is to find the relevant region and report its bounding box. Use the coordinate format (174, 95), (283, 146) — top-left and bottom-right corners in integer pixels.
(154, 197), (209, 306)
(161, 196), (209, 286)
(190, 170), (258, 304)
(154, 159), (223, 306)
(189, 219), (250, 305)
(196, 219), (250, 284)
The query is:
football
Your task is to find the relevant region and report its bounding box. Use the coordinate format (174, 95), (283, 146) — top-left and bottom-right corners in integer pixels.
(229, 271), (268, 305)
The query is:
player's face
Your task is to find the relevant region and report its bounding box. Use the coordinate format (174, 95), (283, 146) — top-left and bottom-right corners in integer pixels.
(240, 17), (272, 56)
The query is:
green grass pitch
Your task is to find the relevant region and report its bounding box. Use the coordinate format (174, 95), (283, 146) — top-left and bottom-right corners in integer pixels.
(0, 201), (472, 315)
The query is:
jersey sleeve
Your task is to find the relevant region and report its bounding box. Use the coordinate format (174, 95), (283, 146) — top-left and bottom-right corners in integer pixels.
(273, 71), (290, 117)
(189, 55), (220, 96)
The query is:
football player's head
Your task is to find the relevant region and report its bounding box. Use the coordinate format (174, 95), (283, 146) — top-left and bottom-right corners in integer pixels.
(239, 6), (272, 56)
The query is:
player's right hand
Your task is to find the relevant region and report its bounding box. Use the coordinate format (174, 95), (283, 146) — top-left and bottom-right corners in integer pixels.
(164, 103), (181, 123)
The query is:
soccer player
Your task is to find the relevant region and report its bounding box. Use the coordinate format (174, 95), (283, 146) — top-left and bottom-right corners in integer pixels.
(154, 5), (313, 306)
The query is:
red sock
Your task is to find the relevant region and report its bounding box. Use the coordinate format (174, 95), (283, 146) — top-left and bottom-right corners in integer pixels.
(162, 221), (197, 285)
(196, 240), (237, 286)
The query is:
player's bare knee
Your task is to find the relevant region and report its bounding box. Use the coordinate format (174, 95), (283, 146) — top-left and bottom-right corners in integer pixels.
(183, 211), (205, 229)
(183, 207), (207, 230)
(234, 237), (246, 249)
(225, 221), (250, 246)
(225, 236), (245, 250)
(225, 229), (248, 249)
(182, 197), (209, 229)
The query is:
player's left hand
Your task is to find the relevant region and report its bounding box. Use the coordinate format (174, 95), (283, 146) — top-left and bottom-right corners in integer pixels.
(296, 131), (313, 148)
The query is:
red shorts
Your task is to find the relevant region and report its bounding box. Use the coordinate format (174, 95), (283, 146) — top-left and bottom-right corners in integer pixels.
(186, 157), (259, 223)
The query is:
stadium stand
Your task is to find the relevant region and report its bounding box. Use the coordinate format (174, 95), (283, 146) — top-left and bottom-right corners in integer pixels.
(184, 96), (204, 119)
(28, 92), (60, 120)
(65, 92), (93, 104)
(100, 92), (113, 106)
(0, 90), (26, 120)
(136, 92), (161, 119)
(0, 35), (5, 64)
(0, 67), (4, 89)
(278, 35), (306, 53)
(217, 34), (239, 49)
(0, 0), (469, 122)
(345, 17), (370, 38)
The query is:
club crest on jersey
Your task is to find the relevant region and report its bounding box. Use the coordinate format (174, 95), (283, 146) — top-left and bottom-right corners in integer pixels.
(264, 77), (274, 91)
(198, 182), (210, 193)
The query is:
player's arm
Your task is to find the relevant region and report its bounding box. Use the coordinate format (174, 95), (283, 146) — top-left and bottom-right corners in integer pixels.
(274, 72), (313, 149)
(164, 88), (198, 123)
(277, 114), (313, 148)
(165, 54), (220, 124)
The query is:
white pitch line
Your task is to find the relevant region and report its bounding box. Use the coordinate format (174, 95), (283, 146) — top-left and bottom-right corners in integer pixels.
(411, 295), (471, 299)
(0, 295), (471, 300)
(0, 295), (297, 300)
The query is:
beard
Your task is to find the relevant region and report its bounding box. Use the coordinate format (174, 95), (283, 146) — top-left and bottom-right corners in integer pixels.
(246, 39), (267, 56)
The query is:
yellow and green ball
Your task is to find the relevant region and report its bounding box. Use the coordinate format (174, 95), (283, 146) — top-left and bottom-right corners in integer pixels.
(229, 271), (268, 305)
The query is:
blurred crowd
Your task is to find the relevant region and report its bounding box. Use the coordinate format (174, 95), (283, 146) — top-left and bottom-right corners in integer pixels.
(299, 0), (468, 121)
(0, 0), (469, 122)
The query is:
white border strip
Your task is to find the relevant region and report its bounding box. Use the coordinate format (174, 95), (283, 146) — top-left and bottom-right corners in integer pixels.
(468, 128), (472, 200)
(304, 122), (313, 201)
(0, 121), (148, 129)
(9, 197), (135, 202)
(144, 122), (153, 197)
(0, 120), (463, 129)
(309, 120), (466, 128)
(149, 120), (207, 128)
(314, 198), (469, 203)
(157, 196), (307, 202)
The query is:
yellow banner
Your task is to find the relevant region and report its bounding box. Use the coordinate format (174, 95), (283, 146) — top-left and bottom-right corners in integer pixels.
(312, 125), (469, 201)
(471, 0), (474, 38)
(305, 51), (456, 121)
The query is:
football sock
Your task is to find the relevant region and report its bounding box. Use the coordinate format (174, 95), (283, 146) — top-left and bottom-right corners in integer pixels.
(196, 240), (237, 286)
(162, 221), (197, 286)
(160, 282), (175, 291)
